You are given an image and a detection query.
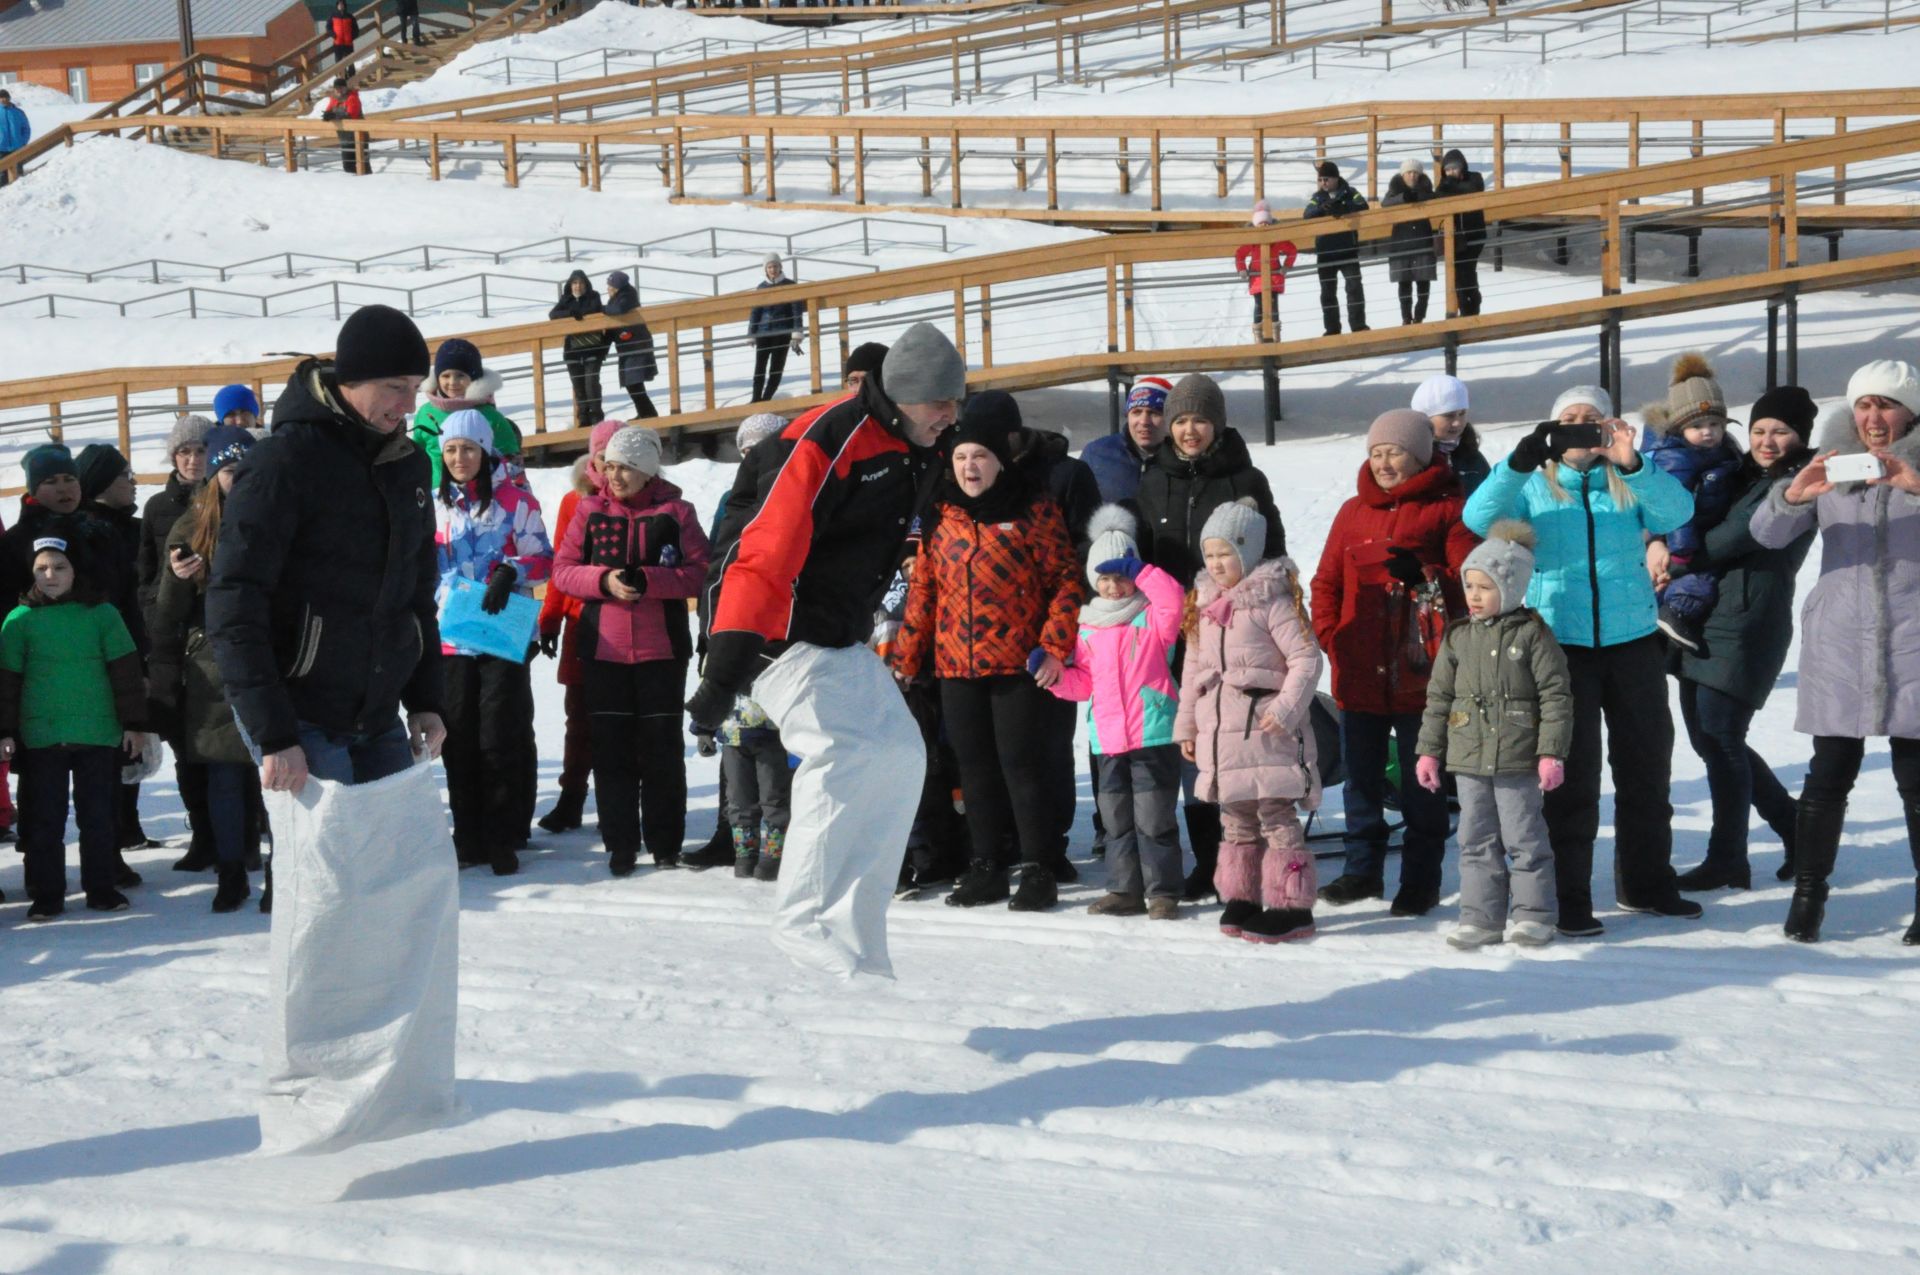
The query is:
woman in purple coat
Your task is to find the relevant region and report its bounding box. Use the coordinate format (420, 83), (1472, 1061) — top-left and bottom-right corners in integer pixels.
(1751, 360), (1920, 945)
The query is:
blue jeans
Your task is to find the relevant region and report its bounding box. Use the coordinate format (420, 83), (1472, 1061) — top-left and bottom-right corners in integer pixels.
(1676, 680), (1795, 869)
(296, 720), (415, 785)
(1339, 709), (1448, 888)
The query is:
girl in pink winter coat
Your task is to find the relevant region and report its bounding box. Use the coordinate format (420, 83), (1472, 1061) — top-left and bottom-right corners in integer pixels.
(552, 425), (711, 878)
(1049, 506), (1187, 920)
(1175, 498), (1324, 943)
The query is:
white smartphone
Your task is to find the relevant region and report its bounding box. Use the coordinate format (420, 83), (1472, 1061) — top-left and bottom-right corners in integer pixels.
(1825, 453), (1885, 484)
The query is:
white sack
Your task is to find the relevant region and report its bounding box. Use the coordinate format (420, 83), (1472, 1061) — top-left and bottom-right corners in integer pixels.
(259, 760), (459, 1155)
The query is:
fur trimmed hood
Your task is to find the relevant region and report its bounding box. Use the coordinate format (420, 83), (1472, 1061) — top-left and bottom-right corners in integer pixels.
(1812, 399), (1920, 462)
(1193, 554), (1302, 610)
(419, 368), (503, 405)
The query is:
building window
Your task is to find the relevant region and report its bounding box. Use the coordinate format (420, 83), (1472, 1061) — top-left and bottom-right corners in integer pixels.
(0, 72), (19, 86)
(134, 62), (166, 86)
(66, 67), (89, 101)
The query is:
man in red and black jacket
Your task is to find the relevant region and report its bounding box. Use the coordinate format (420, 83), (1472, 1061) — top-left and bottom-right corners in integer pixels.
(692, 321), (963, 979)
(320, 77), (363, 175)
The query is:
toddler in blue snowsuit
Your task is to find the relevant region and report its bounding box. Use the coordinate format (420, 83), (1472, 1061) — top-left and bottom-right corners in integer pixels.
(1639, 353), (1740, 654)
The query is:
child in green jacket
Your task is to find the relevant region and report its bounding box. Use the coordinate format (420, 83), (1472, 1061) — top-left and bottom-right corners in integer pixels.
(1415, 520), (1572, 949)
(0, 533), (149, 920)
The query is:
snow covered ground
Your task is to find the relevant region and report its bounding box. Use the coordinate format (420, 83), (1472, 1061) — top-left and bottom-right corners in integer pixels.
(2, 7), (1920, 1271)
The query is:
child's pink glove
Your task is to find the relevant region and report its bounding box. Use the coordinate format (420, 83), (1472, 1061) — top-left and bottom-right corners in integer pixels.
(1414, 755), (1444, 793)
(1538, 757), (1565, 792)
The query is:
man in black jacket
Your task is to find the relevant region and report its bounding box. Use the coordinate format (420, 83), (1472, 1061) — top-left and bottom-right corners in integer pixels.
(207, 304), (446, 793)
(693, 322), (962, 979)
(1303, 160), (1370, 337)
(1436, 148), (1487, 317)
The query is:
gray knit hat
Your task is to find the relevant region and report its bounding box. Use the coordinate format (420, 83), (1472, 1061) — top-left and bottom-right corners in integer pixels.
(1366, 408), (1434, 467)
(1164, 373), (1226, 430)
(881, 322), (966, 404)
(1199, 497), (1266, 578)
(736, 412), (786, 455)
(604, 424), (663, 478)
(1461, 519), (1536, 615)
(1660, 352), (1730, 436)
(167, 413), (214, 459)
(1084, 504), (1139, 587)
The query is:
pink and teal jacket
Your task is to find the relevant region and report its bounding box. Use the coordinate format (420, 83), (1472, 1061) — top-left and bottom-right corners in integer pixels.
(1048, 563), (1183, 754)
(434, 478), (553, 657)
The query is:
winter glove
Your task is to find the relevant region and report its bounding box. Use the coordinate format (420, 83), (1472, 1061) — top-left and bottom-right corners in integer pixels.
(686, 678), (734, 735)
(638, 514), (681, 568)
(1537, 756), (1565, 792)
(1092, 550), (1146, 582)
(1415, 755), (1444, 793)
(617, 567), (648, 596)
(536, 631), (560, 660)
(481, 562), (518, 615)
(694, 731), (718, 758)
(1508, 421), (1559, 474)
(1384, 546), (1426, 589)
(1025, 647), (1050, 676)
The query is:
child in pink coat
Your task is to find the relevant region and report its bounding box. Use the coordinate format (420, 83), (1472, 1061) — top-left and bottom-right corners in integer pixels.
(1049, 506), (1186, 919)
(1175, 498), (1324, 943)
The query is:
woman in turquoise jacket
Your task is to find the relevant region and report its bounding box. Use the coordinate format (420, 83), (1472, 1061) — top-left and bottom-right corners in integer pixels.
(1463, 385), (1697, 937)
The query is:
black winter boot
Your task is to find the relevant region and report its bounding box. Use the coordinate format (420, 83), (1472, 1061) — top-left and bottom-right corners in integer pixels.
(1009, 863), (1057, 912)
(609, 845), (639, 878)
(1218, 899), (1258, 936)
(1785, 799), (1846, 943)
(491, 845), (520, 876)
(1182, 803), (1221, 901)
(684, 814), (737, 870)
(172, 838), (217, 872)
(212, 864), (251, 913)
(1903, 802), (1920, 947)
(1776, 801), (1799, 881)
(946, 859), (1009, 907)
(537, 786), (588, 834)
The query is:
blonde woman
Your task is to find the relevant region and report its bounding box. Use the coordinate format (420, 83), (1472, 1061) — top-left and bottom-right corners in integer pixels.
(1462, 386), (1696, 937)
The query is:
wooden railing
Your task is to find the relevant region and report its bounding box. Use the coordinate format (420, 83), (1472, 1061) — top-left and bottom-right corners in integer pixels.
(4, 116), (1917, 468)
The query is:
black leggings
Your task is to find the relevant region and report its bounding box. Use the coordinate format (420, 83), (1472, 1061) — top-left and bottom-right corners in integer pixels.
(1802, 736), (1920, 807)
(442, 653), (537, 856)
(585, 658), (688, 861)
(752, 337), (791, 401)
(940, 675), (1054, 867)
(627, 386), (658, 418)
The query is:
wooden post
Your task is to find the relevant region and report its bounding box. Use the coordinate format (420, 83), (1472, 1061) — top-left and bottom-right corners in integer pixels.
(116, 385), (132, 457)
(1366, 115), (1379, 202)
(285, 128), (297, 173)
(740, 133), (752, 197)
(1558, 120), (1571, 182)
(1117, 136), (1131, 197)
(1626, 112), (1639, 204)
(953, 285), (967, 360)
(838, 307), (850, 377)
(807, 299), (823, 392)
(589, 136), (601, 193)
(1493, 114), (1505, 190)
(1690, 118), (1703, 206)
(667, 325), (682, 415)
(1783, 166), (1799, 267)
(1835, 114), (1848, 206)
(1603, 198), (1621, 295)
(920, 135), (932, 198)
(1441, 217), (1458, 318)
(840, 57), (851, 113)
(764, 128), (777, 203)
(829, 134), (842, 197)
(950, 41), (961, 101)
(1215, 135), (1227, 199)
(1150, 130), (1162, 212)
(1430, 121), (1442, 172)
(1123, 262), (1137, 349)
(1767, 176), (1783, 273)
(1774, 107), (1786, 146)
(354, 129), (368, 177)
(855, 128), (867, 204)
(1055, 22), (1065, 81)
(531, 338), (548, 431)
(1253, 126), (1266, 202)
(1104, 255), (1118, 351)
(504, 132), (518, 188)
(981, 282), (994, 367)
(702, 326), (715, 412)
(1015, 135), (1028, 191)
(1046, 129), (1058, 210)
(577, 142), (589, 189)
(673, 126), (685, 197)
(950, 128), (962, 209)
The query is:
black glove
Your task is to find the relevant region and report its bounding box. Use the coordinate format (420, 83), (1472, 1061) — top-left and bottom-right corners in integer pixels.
(537, 631), (560, 660)
(639, 514), (681, 567)
(481, 562), (517, 615)
(694, 731), (718, 758)
(1384, 546), (1426, 589)
(616, 567), (647, 596)
(686, 678), (734, 735)
(1508, 421), (1559, 474)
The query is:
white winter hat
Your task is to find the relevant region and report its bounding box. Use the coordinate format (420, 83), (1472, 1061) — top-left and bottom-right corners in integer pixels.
(1411, 374), (1469, 417)
(438, 408), (496, 456)
(1461, 520), (1537, 615)
(1400, 156), (1424, 176)
(604, 424), (663, 477)
(1550, 384), (1614, 420)
(1084, 504), (1139, 587)
(1846, 359), (1920, 413)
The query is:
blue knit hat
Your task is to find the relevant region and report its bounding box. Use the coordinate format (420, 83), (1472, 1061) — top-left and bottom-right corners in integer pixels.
(212, 384), (261, 423)
(22, 444), (77, 493)
(204, 424), (256, 475)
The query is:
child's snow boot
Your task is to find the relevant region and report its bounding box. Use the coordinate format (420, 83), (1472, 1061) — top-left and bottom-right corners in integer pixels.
(732, 825), (759, 879)
(1242, 908), (1315, 943)
(1219, 898), (1257, 936)
(537, 785), (587, 834)
(753, 826), (783, 882)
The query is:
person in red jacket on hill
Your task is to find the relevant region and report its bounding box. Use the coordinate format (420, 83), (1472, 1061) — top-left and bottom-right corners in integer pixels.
(329, 0), (358, 64)
(1310, 409), (1478, 917)
(1235, 200), (1298, 344)
(320, 76), (364, 175)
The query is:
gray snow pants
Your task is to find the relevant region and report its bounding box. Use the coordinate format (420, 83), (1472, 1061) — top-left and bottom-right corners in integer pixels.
(1095, 745), (1182, 900)
(721, 734), (792, 834)
(1455, 772), (1557, 930)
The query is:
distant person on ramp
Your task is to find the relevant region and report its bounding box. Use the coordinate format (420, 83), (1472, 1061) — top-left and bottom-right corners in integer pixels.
(692, 322), (964, 979)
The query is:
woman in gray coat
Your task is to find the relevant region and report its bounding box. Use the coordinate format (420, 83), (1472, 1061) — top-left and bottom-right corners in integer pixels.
(1382, 159), (1437, 325)
(1750, 360), (1920, 944)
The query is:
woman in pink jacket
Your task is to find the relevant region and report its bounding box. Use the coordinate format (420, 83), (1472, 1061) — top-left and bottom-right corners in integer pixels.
(1049, 507), (1186, 920)
(552, 425), (711, 877)
(1175, 498), (1324, 944)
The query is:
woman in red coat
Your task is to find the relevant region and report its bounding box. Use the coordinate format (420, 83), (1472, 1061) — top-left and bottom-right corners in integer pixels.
(1310, 409), (1478, 916)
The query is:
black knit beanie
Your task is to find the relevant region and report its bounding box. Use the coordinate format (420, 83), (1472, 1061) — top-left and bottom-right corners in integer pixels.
(948, 390), (1020, 466)
(1749, 385), (1817, 444)
(846, 341), (889, 379)
(74, 443), (130, 503)
(334, 304), (431, 385)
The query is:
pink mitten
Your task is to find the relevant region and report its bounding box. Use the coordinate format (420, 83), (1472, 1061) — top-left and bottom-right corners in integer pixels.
(1415, 755), (1444, 793)
(1538, 757), (1565, 792)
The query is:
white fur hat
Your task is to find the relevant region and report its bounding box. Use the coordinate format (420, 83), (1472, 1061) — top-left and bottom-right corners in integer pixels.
(1085, 504), (1139, 587)
(1411, 374), (1469, 417)
(1846, 359), (1920, 413)
(1550, 384), (1614, 420)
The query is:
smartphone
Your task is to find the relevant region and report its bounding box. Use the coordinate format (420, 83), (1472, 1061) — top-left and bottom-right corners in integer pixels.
(1549, 423), (1607, 452)
(1825, 452), (1884, 484)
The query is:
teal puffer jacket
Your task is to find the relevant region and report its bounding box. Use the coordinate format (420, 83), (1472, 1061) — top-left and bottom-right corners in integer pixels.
(1462, 457), (1693, 649)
